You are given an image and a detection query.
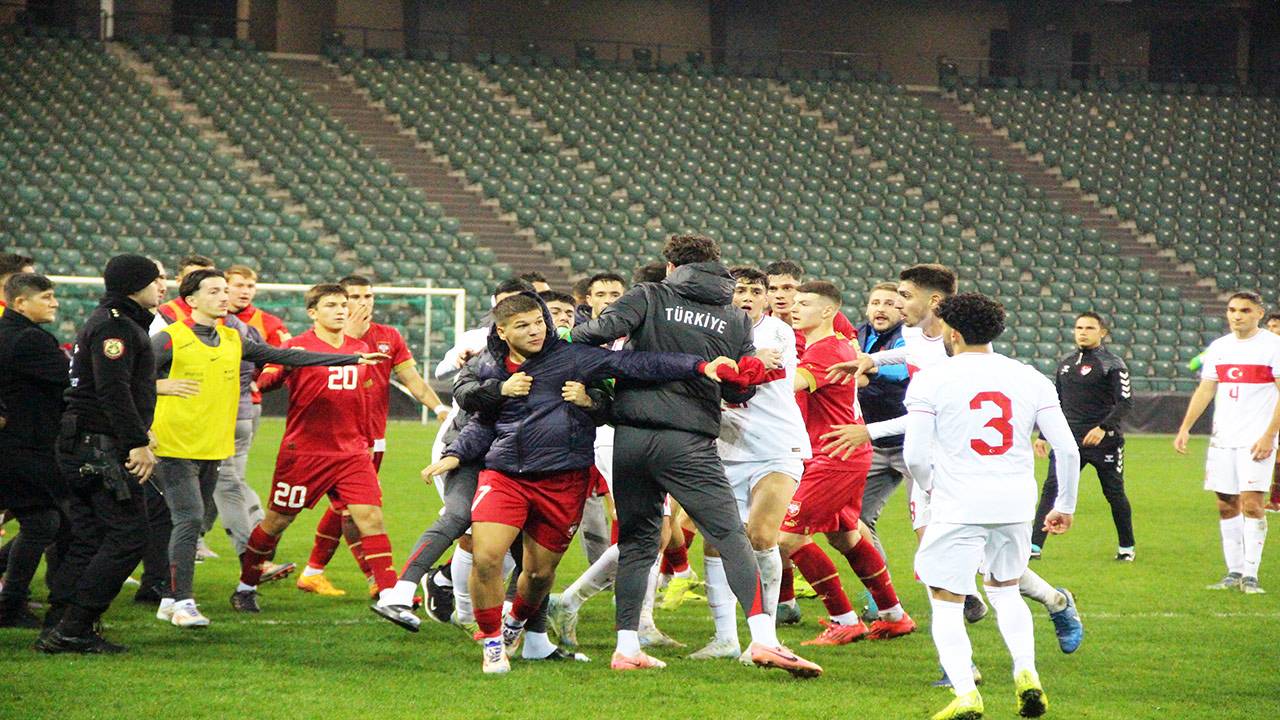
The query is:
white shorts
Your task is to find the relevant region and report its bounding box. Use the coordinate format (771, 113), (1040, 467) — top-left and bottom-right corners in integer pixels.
(915, 521), (1031, 596)
(1204, 446), (1275, 495)
(909, 482), (931, 531)
(724, 457), (804, 523)
(594, 442), (614, 495)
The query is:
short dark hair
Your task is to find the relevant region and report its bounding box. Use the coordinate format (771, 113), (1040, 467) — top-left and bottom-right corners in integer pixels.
(587, 272), (626, 293)
(518, 271), (548, 284)
(1227, 290), (1264, 307)
(764, 260), (804, 280)
(1266, 312), (1280, 324)
(178, 254), (215, 270)
(899, 263), (957, 297)
(3, 272), (53, 305)
(632, 262), (667, 285)
(492, 293), (542, 324)
(494, 277), (536, 297)
(796, 280), (842, 306)
(305, 283), (348, 310)
(0, 252), (34, 278)
(179, 269), (226, 301)
(339, 274), (373, 289)
(572, 277), (592, 298)
(1076, 311), (1108, 330)
(663, 234), (720, 267)
(730, 266), (768, 288)
(539, 289), (575, 306)
(936, 292), (1006, 345)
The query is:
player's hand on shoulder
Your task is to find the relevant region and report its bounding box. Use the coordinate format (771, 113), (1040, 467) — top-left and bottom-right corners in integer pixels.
(501, 371), (533, 397)
(1033, 438), (1050, 459)
(422, 456), (460, 481)
(1042, 510), (1073, 535)
(455, 348), (478, 368)
(561, 381), (595, 408)
(357, 352), (391, 365)
(754, 347), (782, 370)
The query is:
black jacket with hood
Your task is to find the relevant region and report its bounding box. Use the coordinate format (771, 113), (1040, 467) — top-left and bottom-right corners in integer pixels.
(445, 292), (710, 476)
(570, 261), (756, 439)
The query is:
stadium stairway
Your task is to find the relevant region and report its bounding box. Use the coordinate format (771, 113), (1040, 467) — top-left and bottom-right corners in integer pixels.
(912, 90), (1224, 315)
(271, 57), (571, 289)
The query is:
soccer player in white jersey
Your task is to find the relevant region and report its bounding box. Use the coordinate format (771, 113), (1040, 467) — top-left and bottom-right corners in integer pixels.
(821, 265), (1086, 668)
(688, 267), (811, 660)
(1175, 291), (1280, 594)
(903, 293), (1081, 720)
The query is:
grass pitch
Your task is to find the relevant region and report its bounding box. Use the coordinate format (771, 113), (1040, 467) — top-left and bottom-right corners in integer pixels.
(2, 424), (1276, 719)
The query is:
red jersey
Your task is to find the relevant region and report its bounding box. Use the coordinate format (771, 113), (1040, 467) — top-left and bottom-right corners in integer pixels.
(258, 329), (372, 457)
(158, 297), (194, 325)
(352, 322), (414, 440)
(795, 334), (866, 462)
(234, 305), (290, 404)
(792, 310), (856, 356)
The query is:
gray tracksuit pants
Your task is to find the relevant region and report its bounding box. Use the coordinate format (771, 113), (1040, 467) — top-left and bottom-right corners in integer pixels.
(202, 405), (265, 556)
(157, 457), (221, 601)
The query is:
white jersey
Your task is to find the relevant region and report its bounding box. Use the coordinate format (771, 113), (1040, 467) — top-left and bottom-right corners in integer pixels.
(903, 352), (1070, 524)
(719, 315), (812, 462)
(1200, 330), (1280, 449)
(866, 325), (949, 440)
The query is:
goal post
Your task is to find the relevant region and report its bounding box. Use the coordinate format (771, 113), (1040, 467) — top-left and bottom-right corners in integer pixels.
(46, 276), (466, 424)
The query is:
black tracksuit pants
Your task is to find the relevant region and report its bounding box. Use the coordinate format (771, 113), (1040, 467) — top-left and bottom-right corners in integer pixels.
(612, 426), (761, 632)
(1033, 440), (1134, 549)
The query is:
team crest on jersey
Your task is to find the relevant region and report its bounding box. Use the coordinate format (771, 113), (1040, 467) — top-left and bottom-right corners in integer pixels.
(377, 342), (391, 354)
(1080, 366), (1092, 376)
(103, 338), (124, 359)
(786, 500), (801, 517)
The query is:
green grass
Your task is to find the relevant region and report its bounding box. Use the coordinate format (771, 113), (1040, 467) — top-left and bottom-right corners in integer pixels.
(2, 425), (1276, 719)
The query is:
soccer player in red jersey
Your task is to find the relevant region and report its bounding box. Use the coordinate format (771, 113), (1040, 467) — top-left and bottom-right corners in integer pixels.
(298, 275), (451, 598)
(779, 281), (915, 646)
(229, 284), (391, 613)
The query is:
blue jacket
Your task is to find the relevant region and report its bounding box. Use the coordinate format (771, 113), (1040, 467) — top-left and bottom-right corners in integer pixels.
(856, 321), (908, 449)
(446, 293), (707, 476)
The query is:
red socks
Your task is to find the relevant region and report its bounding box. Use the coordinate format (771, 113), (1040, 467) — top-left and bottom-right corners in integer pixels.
(660, 527), (697, 575)
(790, 542), (853, 617)
(239, 525), (280, 586)
(307, 506), (344, 570)
(510, 593), (539, 623)
(341, 514), (374, 579)
(779, 565), (796, 603)
(475, 605), (502, 639)
(358, 533), (398, 592)
(842, 536), (900, 611)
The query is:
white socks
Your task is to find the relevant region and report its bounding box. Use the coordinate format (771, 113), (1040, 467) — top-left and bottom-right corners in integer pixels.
(1221, 515), (1245, 574)
(1243, 516), (1267, 577)
(1018, 568), (1065, 613)
(746, 612), (779, 648)
(616, 629), (641, 656)
(302, 566), (324, 577)
(639, 558), (660, 631)
(986, 584), (1036, 675)
(236, 582), (256, 592)
(703, 556), (739, 646)
(830, 610), (860, 625)
(754, 546), (782, 618)
(452, 548), (474, 622)
(562, 544), (618, 613)
(380, 579), (417, 608)
(522, 630), (557, 659)
(929, 597), (975, 695)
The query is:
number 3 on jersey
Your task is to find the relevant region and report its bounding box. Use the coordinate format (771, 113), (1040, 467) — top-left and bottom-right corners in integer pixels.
(328, 365), (359, 390)
(969, 391), (1013, 456)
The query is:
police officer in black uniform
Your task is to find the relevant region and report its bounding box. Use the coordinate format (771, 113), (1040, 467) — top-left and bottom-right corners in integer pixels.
(37, 255), (164, 654)
(1033, 311), (1136, 561)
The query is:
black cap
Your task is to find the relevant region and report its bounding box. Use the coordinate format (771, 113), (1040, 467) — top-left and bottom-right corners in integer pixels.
(104, 254), (160, 295)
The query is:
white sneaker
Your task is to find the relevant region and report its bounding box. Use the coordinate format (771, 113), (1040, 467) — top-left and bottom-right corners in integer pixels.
(639, 626), (685, 648)
(482, 637), (510, 674)
(501, 617), (524, 656)
(156, 598), (176, 621)
(195, 539), (218, 561)
(170, 601), (211, 628)
(687, 636), (741, 660)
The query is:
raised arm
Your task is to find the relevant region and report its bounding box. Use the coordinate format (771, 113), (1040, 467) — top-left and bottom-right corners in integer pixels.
(570, 285), (648, 346)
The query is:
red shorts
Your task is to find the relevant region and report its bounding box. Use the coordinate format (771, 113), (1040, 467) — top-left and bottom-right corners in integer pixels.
(471, 468), (592, 554)
(589, 466), (611, 497)
(781, 452), (871, 536)
(269, 452), (382, 516)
